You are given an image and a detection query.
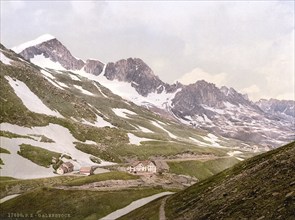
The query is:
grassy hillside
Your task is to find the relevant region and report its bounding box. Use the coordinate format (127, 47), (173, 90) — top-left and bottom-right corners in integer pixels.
(165, 141), (295, 219)
(168, 157), (240, 180)
(118, 141), (295, 219)
(0, 187), (165, 220)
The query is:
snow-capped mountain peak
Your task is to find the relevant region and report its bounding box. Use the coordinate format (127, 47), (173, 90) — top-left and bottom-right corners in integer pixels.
(12, 34), (56, 53)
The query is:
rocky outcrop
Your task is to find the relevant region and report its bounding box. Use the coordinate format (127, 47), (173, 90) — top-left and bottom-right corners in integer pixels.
(84, 59), (104, 76)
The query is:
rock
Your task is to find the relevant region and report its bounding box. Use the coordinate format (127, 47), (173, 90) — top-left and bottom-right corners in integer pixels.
(285, 191), (294, 198)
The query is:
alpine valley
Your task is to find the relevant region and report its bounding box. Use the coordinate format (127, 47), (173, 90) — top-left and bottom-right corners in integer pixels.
(0, 34), (294, 219)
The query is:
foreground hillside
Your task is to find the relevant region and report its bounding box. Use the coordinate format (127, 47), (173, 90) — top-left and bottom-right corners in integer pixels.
(120, 141), (295, 219)
(165, 141), (295, 219)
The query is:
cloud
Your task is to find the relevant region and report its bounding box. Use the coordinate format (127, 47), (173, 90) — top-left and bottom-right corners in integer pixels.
(241, 85), (261, 98)
(0, 1), (294, 101)
(177, 68), (228, 87)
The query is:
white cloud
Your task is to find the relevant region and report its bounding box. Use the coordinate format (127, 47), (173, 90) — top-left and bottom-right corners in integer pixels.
(177, 68), (228, 87)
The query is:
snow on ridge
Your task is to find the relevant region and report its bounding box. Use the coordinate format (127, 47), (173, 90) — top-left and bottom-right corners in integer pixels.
(0, 52), (12, 65)
(112, 108), (137, 119)
(70, 68), (180, 110)
(5, 76), (63, 117)
(12, 34), (56, 53)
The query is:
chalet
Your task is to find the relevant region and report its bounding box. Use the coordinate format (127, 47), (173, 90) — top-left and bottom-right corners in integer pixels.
(56, 162), (74, 175)
(79, 167), (94, 176)
(127, 160), (157, 173)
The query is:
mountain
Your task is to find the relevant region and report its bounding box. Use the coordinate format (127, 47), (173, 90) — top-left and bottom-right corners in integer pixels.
(256, 98), (295, 121)
(1, 42), (250, 179)
(9, 34), (295, 149)
(119, 141), (295, 219)
(15, 34), (104, 75)
(105, 58), (180, 97)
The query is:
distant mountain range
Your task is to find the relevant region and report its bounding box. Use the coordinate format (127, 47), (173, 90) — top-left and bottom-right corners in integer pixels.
(11, 34), (294, 148)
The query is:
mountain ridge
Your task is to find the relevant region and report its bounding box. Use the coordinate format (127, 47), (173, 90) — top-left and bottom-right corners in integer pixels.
(8, 35), (295, 148)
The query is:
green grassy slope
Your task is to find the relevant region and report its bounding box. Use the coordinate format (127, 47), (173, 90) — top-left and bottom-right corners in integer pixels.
(165, 141), (295, 219)
(118, 142), (295, 220)
(168, 157), (240, 180)
(0, 187), (165, 220)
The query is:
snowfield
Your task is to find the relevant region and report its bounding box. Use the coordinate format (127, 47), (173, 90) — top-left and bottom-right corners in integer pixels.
(5, 76), (63, 117)
(12, 34), (55, 53)
(31, 54), (66, 70)
(0, 52), (12, 65)
(0, 137), (57, 179)
(0, 123), (115, 179)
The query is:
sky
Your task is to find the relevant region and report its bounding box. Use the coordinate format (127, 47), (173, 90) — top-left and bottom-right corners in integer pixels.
(1, 0), (294, 101)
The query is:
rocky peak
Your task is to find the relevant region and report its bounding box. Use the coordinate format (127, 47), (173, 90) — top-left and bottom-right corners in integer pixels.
(15, 35), (104, 75)
(104, 58), (171, 96)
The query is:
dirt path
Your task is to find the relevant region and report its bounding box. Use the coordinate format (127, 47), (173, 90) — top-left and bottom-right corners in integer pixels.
(100, 192), (174, 220)
(159, 196), (169, 220)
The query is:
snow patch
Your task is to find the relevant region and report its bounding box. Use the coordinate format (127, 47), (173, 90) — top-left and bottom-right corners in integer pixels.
(5, 76), (63, 117)
(151, 121), (177, 139)
(202, 133), (221, 147)
(68, 73), (81, 81)
(41, 69), (55, 79)
(0, 52), (12, 65)
(93, 82), (108, 98)
(112, 108), (137, 119)
(82, 115), (114, 128)
(227, 151), (243, 157)
(12, 34), (55, 53)
(189, 137), (210, 146)
(128, 133), (152, 145)
(0, 123), (115, 178)
(137, 126), (153, 133)
(31, 54), (65, 70)
(56, 81), (69, 88)
(73, 85), (95, 96)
